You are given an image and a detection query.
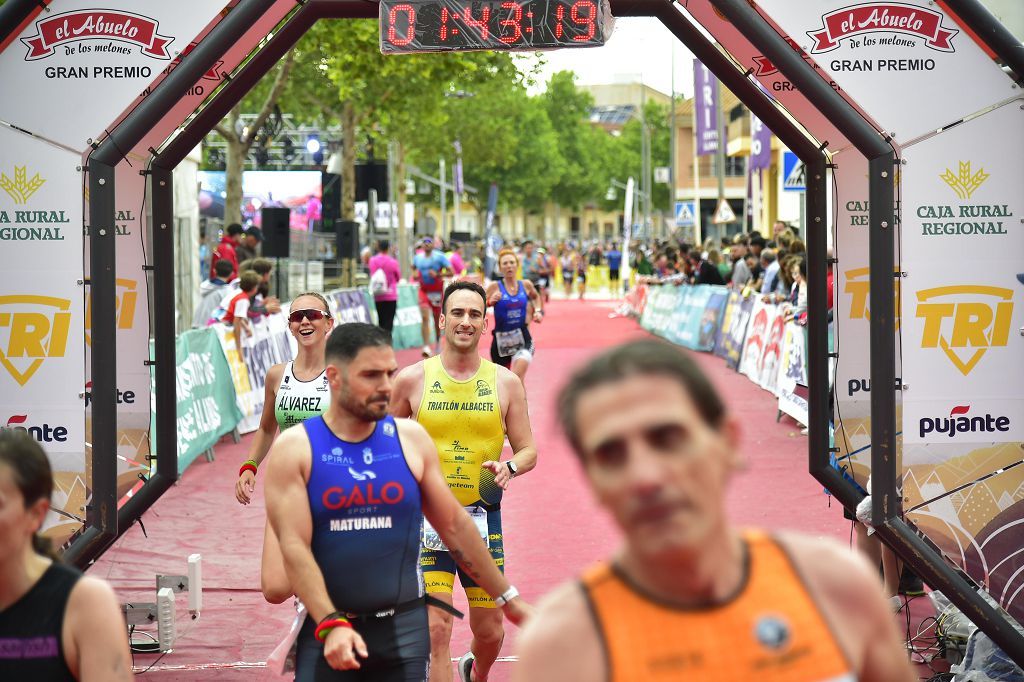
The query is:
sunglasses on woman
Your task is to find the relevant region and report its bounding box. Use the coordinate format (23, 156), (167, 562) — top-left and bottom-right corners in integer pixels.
(288, 308), (328, 324)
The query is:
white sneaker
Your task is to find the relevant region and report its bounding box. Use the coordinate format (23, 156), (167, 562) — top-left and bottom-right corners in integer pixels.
(421, 345), (432, 358)
(457, 651), (475, 682)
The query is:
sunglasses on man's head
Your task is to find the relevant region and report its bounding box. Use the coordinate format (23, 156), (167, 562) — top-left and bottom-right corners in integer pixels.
(289, 308), (328, 324)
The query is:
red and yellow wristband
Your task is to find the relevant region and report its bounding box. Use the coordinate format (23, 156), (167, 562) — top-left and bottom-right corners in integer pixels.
(314, 612), (353, 642)
(238, 459), (258, 477)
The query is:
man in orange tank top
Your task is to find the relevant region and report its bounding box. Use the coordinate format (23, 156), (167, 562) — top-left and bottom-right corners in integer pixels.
(514, 339), (914, 682)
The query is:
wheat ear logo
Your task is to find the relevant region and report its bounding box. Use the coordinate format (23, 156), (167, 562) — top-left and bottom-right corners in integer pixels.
(0, 166), (46, 204)
(940, 161), (989, 200)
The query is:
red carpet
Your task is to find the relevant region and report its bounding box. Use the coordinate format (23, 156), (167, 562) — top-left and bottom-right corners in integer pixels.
(92, 298), (915, 679)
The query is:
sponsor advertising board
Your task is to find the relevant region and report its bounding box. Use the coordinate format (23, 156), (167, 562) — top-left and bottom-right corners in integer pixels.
(901, 100), (1023, 445)
(757, 0), (1014, 141)
(0, 126), (86, 544)
(0, 1), (233, 150)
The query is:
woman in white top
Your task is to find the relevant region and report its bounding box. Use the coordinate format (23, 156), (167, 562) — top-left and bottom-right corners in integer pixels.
(234, 292), (334, 603)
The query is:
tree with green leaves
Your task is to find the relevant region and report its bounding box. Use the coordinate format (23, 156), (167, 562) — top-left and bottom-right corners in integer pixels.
(212, 48), (296, 226)
(605, 99), (672, 225)
(541, 71), (616, 211)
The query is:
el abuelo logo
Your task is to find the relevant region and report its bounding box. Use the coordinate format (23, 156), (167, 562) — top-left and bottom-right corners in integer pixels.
(808, 3), (958, 54)
(22, 10), (174, 61)
(918, 161), (1011, 237)
(0, 296), (72, 386)
(919, 404), (1010, 440)
(916, 285), (1013, 375)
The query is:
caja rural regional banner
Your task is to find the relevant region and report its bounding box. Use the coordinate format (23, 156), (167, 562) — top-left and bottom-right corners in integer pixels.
(901, 100), (1023, 447)
(897, 95), (1024, 624)
(0, 126), (86, 546)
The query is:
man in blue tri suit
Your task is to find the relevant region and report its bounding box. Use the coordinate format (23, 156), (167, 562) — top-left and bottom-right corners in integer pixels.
(413, 239), (453, 358)
(604, 243), (623, 298)
(265, 323), (530, 681)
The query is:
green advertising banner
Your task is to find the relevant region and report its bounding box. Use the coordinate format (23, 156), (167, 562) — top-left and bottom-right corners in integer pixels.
(175, 328), (243, 473)
(639, 285), (679, 337)
(391, 283), (429, 350)
(665, 286), (723, 351)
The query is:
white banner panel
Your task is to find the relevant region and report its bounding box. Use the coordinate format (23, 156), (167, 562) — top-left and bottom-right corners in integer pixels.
(0, 127), (86, 541)
(757, 0), (1014, 141)
(901, 99), (1024, 445)
(0, 0), (232, 150)
(829, 149), (904, 485)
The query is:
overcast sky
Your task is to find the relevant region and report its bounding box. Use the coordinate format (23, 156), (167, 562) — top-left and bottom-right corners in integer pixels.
(520, 17), (697, 97)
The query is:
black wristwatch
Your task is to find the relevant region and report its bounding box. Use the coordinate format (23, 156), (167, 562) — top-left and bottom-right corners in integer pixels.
(505, 461), (518, 478)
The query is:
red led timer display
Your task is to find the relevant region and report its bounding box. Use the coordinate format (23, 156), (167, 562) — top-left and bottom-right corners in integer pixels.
(381, 1), (612, 53)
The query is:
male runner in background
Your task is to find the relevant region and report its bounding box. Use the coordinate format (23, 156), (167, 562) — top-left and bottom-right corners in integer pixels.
(265, 323), (530, 680)
(413, 238), (453, 358)
(515, 339), (914, 682)
(391, 281), (538, 682)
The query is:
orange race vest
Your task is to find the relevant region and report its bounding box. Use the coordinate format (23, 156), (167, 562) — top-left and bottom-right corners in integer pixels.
(581, 530), (855, 681)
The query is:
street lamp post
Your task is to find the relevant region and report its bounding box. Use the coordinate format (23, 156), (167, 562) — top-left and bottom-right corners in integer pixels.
(444, 90), (474, 239)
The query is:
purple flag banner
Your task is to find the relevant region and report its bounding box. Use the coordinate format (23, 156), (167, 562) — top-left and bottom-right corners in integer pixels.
(750, 113), (772, 170)
(693, 60), (719, 156)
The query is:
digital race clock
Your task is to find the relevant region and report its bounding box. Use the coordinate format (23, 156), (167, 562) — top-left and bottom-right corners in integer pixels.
(380, 0), (615, 54)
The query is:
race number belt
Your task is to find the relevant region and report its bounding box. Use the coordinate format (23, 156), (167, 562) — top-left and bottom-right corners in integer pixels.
(426, 291), (443, 307)
(496, 328), (526, 357)
(422, 505), (488, 552)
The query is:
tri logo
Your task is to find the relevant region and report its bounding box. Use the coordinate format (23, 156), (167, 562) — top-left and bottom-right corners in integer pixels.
(0, 295), (72, 386)
(916, 285), (1013, 375)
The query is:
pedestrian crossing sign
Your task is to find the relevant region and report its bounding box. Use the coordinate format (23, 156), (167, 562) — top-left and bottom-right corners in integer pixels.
(783, 151), (806, 192)
(675, 201), (696, 227)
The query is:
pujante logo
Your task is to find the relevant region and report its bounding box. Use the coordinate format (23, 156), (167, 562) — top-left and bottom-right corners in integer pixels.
(22, 10), (174, 61)
(807, 3), (958, 53)
(940, 161), (989, 200)
(3, 414), (69, 443)
(430, 380), (444, 395)
(916, 285), (1013, 375)
(0, 166), (45, 205)
(919, 404), (1010, 440)
(84, 278), (138, 346)
(0, 296), (72, 386)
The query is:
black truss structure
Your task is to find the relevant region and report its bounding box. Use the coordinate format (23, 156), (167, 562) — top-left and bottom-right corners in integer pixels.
(3, 0), (1021, 665)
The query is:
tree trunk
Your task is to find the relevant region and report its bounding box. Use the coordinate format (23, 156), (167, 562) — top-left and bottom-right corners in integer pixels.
(395, 140), (410, 279)
(216, 49), (296, 228)
(341, 101), (357, 221)
(222, 104), (244, 227)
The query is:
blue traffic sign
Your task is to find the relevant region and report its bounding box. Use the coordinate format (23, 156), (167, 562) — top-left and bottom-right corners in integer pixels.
(675, 201), (696, 227)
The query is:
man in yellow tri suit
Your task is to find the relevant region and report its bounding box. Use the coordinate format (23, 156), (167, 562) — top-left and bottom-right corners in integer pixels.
(391, 281), (538, 682)
(514, 339), (914, 682)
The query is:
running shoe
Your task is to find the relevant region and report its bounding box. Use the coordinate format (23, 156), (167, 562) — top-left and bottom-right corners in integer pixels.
(457, 651), (475, 682)
(422, 344), (432, 358)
